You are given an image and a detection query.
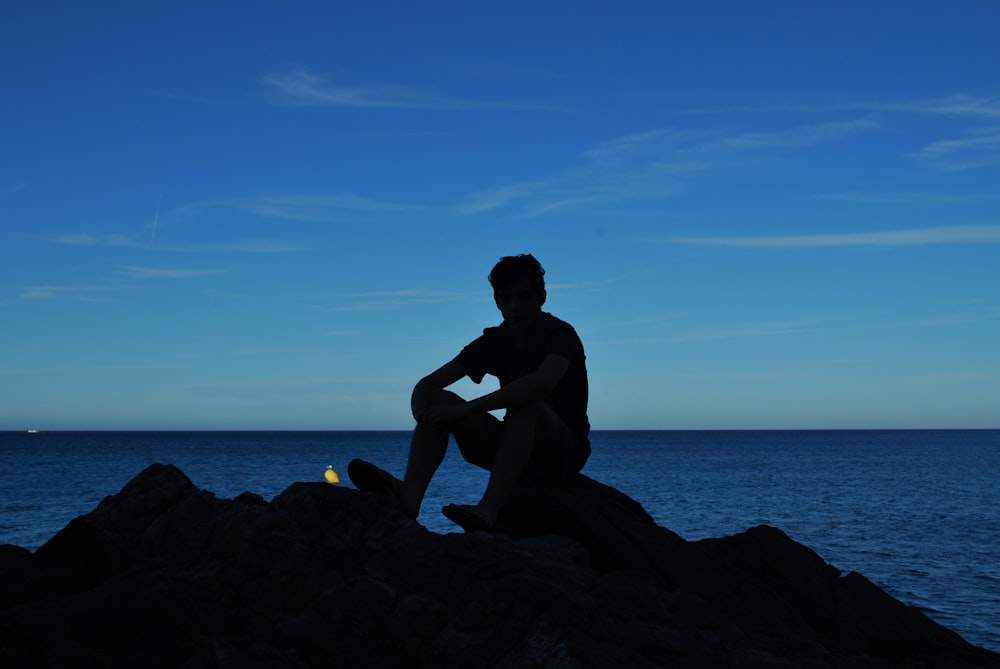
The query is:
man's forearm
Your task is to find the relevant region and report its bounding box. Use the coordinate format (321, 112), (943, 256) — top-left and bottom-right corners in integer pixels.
(467, 374), (548, 414)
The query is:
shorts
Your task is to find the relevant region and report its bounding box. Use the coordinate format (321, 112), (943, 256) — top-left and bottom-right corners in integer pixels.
(452, 407), (590, 483)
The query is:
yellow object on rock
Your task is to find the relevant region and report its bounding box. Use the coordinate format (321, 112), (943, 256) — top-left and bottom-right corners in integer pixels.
(324, 466), (340, 484)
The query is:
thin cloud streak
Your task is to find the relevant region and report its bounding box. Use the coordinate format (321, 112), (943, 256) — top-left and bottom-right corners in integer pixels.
(615, 320), (818, 345)
(860, 94), (1000, 119)
(907, 306), (1000, 329)
(40, 192), (427, 256)
(673, 225), (1000, 248)
(171, 193), (433, 224)
(697, 118), (879, 153)
(0, 362), (182, 376)
(48, 234), (138, 248)
(44, 233), (305, 254)
(216, 239), (308, 253)
(18, 285), (124, 302)
(817, 192), (1000, 204)
(907, 131), (1000, 171)
(260, 69), (535, 111)
(331, 288), (469, 312)
(687, 94), (1000, 119)
(456, 119), (878, 217)
(117, 266), (228, 279)
(239, 194), (432, 220)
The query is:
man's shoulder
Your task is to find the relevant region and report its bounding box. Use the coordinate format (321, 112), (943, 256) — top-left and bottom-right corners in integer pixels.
(541, 312), (580, 336)
(478, 322), (509, 339)
(538, 314), (585, 358)
(472, 314), (579, 343)
(462, 323), (509, 353)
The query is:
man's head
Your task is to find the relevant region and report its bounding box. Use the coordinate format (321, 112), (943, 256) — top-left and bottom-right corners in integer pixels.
(489, 254), (546, 300)
(489, 254), (547, 329)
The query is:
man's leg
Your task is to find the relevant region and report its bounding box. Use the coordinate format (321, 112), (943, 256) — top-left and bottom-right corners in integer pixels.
(402, 389), (497, 518)
(475, 401), (559, 524)
(400, 417), (449, 518)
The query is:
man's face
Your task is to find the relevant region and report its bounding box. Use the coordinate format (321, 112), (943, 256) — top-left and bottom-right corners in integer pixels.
(494, 277), (543, 330)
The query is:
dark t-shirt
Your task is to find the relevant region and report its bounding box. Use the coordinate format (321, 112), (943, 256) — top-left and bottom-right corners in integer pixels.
(455, 312), (590, 445)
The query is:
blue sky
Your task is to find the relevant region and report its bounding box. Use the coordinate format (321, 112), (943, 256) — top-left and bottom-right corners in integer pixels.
(2, 1), (998, 430)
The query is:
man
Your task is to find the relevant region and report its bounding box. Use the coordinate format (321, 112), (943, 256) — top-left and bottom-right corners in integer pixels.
(348, 254), (590, 532)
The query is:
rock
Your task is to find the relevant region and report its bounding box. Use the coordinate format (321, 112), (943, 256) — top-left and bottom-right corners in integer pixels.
(0, 463), (997, 668)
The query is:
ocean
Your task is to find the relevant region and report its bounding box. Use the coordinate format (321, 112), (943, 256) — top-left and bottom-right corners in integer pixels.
(1, 429), (997, 652)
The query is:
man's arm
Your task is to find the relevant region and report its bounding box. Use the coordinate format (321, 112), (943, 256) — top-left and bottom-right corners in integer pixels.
(420, 354), (569, 426)
(467, 353), (569, 414)
(411, 359), (468, 420)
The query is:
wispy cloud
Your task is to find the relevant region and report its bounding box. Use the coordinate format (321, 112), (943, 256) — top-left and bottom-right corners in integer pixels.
(907, 303), (1000, 328)
(42, 192), (425, 255)
(18, 284), (123, 302)
(910, 370), (998, 383)
(49, 234), (138, 248)
(689, 94), (1000, 120)
(817, 192), (1000, 204)
(455, 130), (693, 216)
(682, 95), (1000, 174)
(44, 233), (305, 254)
(330, 289), (468, 312)
(860, 94), (1000, 119)
(260, 69), (533, 111)
(697, 118), (879, 154)
(170, 193), (431, 225)
(0, 362), (181, 376)
(215, 239), (308, 253)
(907, 130), (1000, 171)
(616, 320), (818, 345)
(672, 225), (1000, 248)
(117, 266), (228, 279)
(237, 194), (430, 221)
(455, 182), (542, 216)
(456, 119), (879, 217)
(582, 129), (707, 160)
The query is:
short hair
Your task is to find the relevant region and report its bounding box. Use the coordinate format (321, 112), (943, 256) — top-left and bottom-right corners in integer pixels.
(488, 254), (546, 299)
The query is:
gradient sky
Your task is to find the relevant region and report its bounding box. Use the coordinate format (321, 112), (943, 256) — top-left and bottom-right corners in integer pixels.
(2, 2), (999, 430)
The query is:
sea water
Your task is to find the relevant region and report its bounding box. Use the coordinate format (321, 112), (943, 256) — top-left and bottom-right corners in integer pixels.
(1, 429), (997, 652)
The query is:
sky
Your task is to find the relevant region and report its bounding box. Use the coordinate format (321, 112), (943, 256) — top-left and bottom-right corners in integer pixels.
(2, 1), (999, 431)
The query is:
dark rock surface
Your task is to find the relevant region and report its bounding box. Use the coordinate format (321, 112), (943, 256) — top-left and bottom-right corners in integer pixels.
(1, 464), (998, 668)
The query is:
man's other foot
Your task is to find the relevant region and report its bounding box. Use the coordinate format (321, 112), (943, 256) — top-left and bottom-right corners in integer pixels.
(442, 504), (495, 533)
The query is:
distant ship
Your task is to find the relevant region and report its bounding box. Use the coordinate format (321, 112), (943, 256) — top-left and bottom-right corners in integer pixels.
(27, 429), (39, 434)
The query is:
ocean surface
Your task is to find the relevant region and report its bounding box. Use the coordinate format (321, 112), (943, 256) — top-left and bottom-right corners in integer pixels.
(1, 429), (997, 652)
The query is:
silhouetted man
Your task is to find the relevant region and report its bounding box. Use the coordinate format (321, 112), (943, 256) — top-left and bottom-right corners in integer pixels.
(348, 254), (590, 531)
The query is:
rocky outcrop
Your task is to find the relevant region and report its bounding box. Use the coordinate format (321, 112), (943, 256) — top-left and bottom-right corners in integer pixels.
(1, 464), (997, 668)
